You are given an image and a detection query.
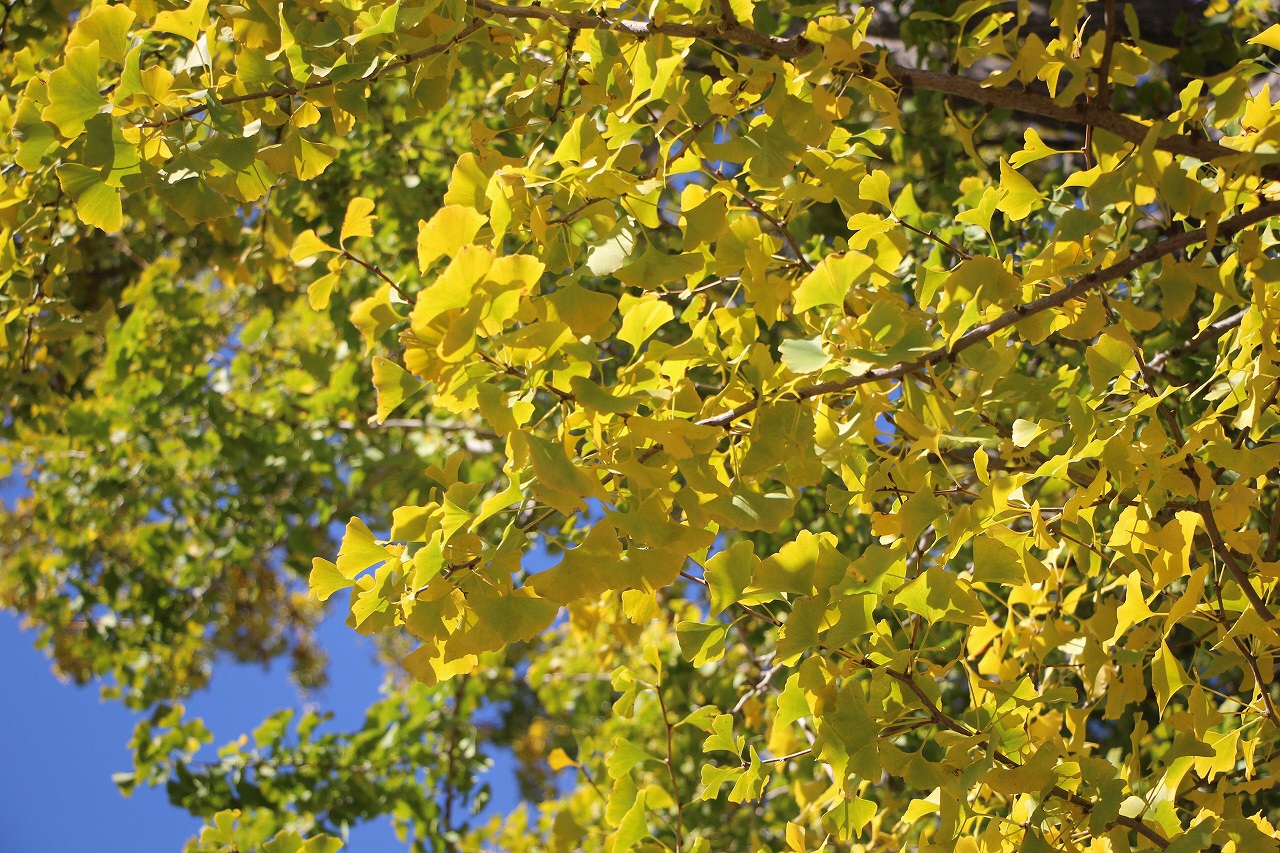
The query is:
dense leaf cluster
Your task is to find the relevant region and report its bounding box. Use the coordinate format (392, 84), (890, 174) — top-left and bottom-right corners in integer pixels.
(5, 0), (1280, 851)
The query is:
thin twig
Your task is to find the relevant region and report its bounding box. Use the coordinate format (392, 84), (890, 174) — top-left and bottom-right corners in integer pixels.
(548, 27), (579, 126)
(342, 249), (415, 305)
(1147, 308), (1247, 374)
(894, 217), (973, 261)
(654, 677), (685, 852)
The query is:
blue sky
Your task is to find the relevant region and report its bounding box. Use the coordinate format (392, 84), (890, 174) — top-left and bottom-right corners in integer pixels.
(0, 593), (526, 851)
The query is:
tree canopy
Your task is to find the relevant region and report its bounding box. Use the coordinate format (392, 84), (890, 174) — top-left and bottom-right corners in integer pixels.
(5, 0), (1280, 850)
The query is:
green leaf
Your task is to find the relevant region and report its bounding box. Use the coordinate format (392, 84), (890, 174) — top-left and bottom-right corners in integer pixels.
(67, 4), (136, 62)
(703, 714), (744, 756)
(779, 336), (832, 374)
(154, 176), (235, 225)
(56, 163), (122, 232)
(611, 789), (649, 852)
(971, 534), (1027, 586)
(1152, 641), (1190, 711)
(606, 738), (656, 779)
(258, 135), (336, 181)
(895, 567), (987, 626)
(792, 252), (873, 313)
(704, 541), (759, 617)
(616, 294), (674, 352)
(569, 376), (644, 414)
(43, 43), (106, 138)
(525, 433), (593, 498)
(12, 98), (59, 170)
(372, 357), (423, 423)
(676, 620), (729, 666)
(345, 1), (400, 45)
(824, 796), (877, 842)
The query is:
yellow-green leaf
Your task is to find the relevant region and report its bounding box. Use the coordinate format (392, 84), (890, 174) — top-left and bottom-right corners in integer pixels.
(617, 294), (673, 352)
(996, 159), (1043, 221)
(372, 356), (423, 423)
(309, 558), (354, 601)
(56, 163), (122, 232)
(340, 197), (377, 245)
(43, 43), (106, 138)
(152, 0), (211, 42)
(417, 205), (487, 271)
(895, 567), (987, 626)
(67, 4), (136, 63)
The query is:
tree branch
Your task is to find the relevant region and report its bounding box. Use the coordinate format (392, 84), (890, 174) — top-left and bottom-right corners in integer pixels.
(1147, 308), (1247, 373)
(141, 20), (486, 128)
(471, 1), (1280, 180)
(697, 199), (1280, 429)
(676, 571), (1169, 848)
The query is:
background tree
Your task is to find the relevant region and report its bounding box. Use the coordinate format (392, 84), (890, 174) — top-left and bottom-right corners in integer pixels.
(5, 0), (1280, 850)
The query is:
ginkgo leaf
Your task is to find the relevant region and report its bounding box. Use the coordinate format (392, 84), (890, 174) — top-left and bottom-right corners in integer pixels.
(779, 337), (832, 374)
(341, 197), (377, 245)
(66, 4), (136, 63)
(13, 98), (59, 171)
(859, 169), (892, 208)
(586, 226), (635, 276)
(1248, 24), (1280, 50)
(704, 542), (759, 616)
(43, 43), (106, 138)
(307, 272), (341, 310)
(446, 590), (560, 658)
(996, 159), (1043, 221)
(345, 1), (400, 45)
(792, 252), (873, 313)
(676, 621), (729, 666)
(336, 517), (390, 579)
(971, 535), (1026, 586)
(1008, 128), (1059, 168)
(309, 558), (354, 601)
(56, 163), (122, 232)
(152, 0), (211, 42)
(1152, 641), (1190, 711)
(372, 356), (423, 423)
(895, 567), (987, 626)
(548, 748), (578, 771)
(824, 797), (877, 842)
(1110, 571), (1154, 645)
(417, 205), (487, 271)
(617, 294), (673, 352)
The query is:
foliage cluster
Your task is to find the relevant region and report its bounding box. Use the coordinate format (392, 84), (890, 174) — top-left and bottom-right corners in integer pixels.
(5, 0), (1280, 851)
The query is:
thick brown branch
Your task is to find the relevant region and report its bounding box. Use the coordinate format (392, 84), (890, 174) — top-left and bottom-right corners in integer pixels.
(136, 2), (1280, 184)
(471, 1), (1280, 180)
(884, 63), (1279, 179)
(698, 199), (1280, 429)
